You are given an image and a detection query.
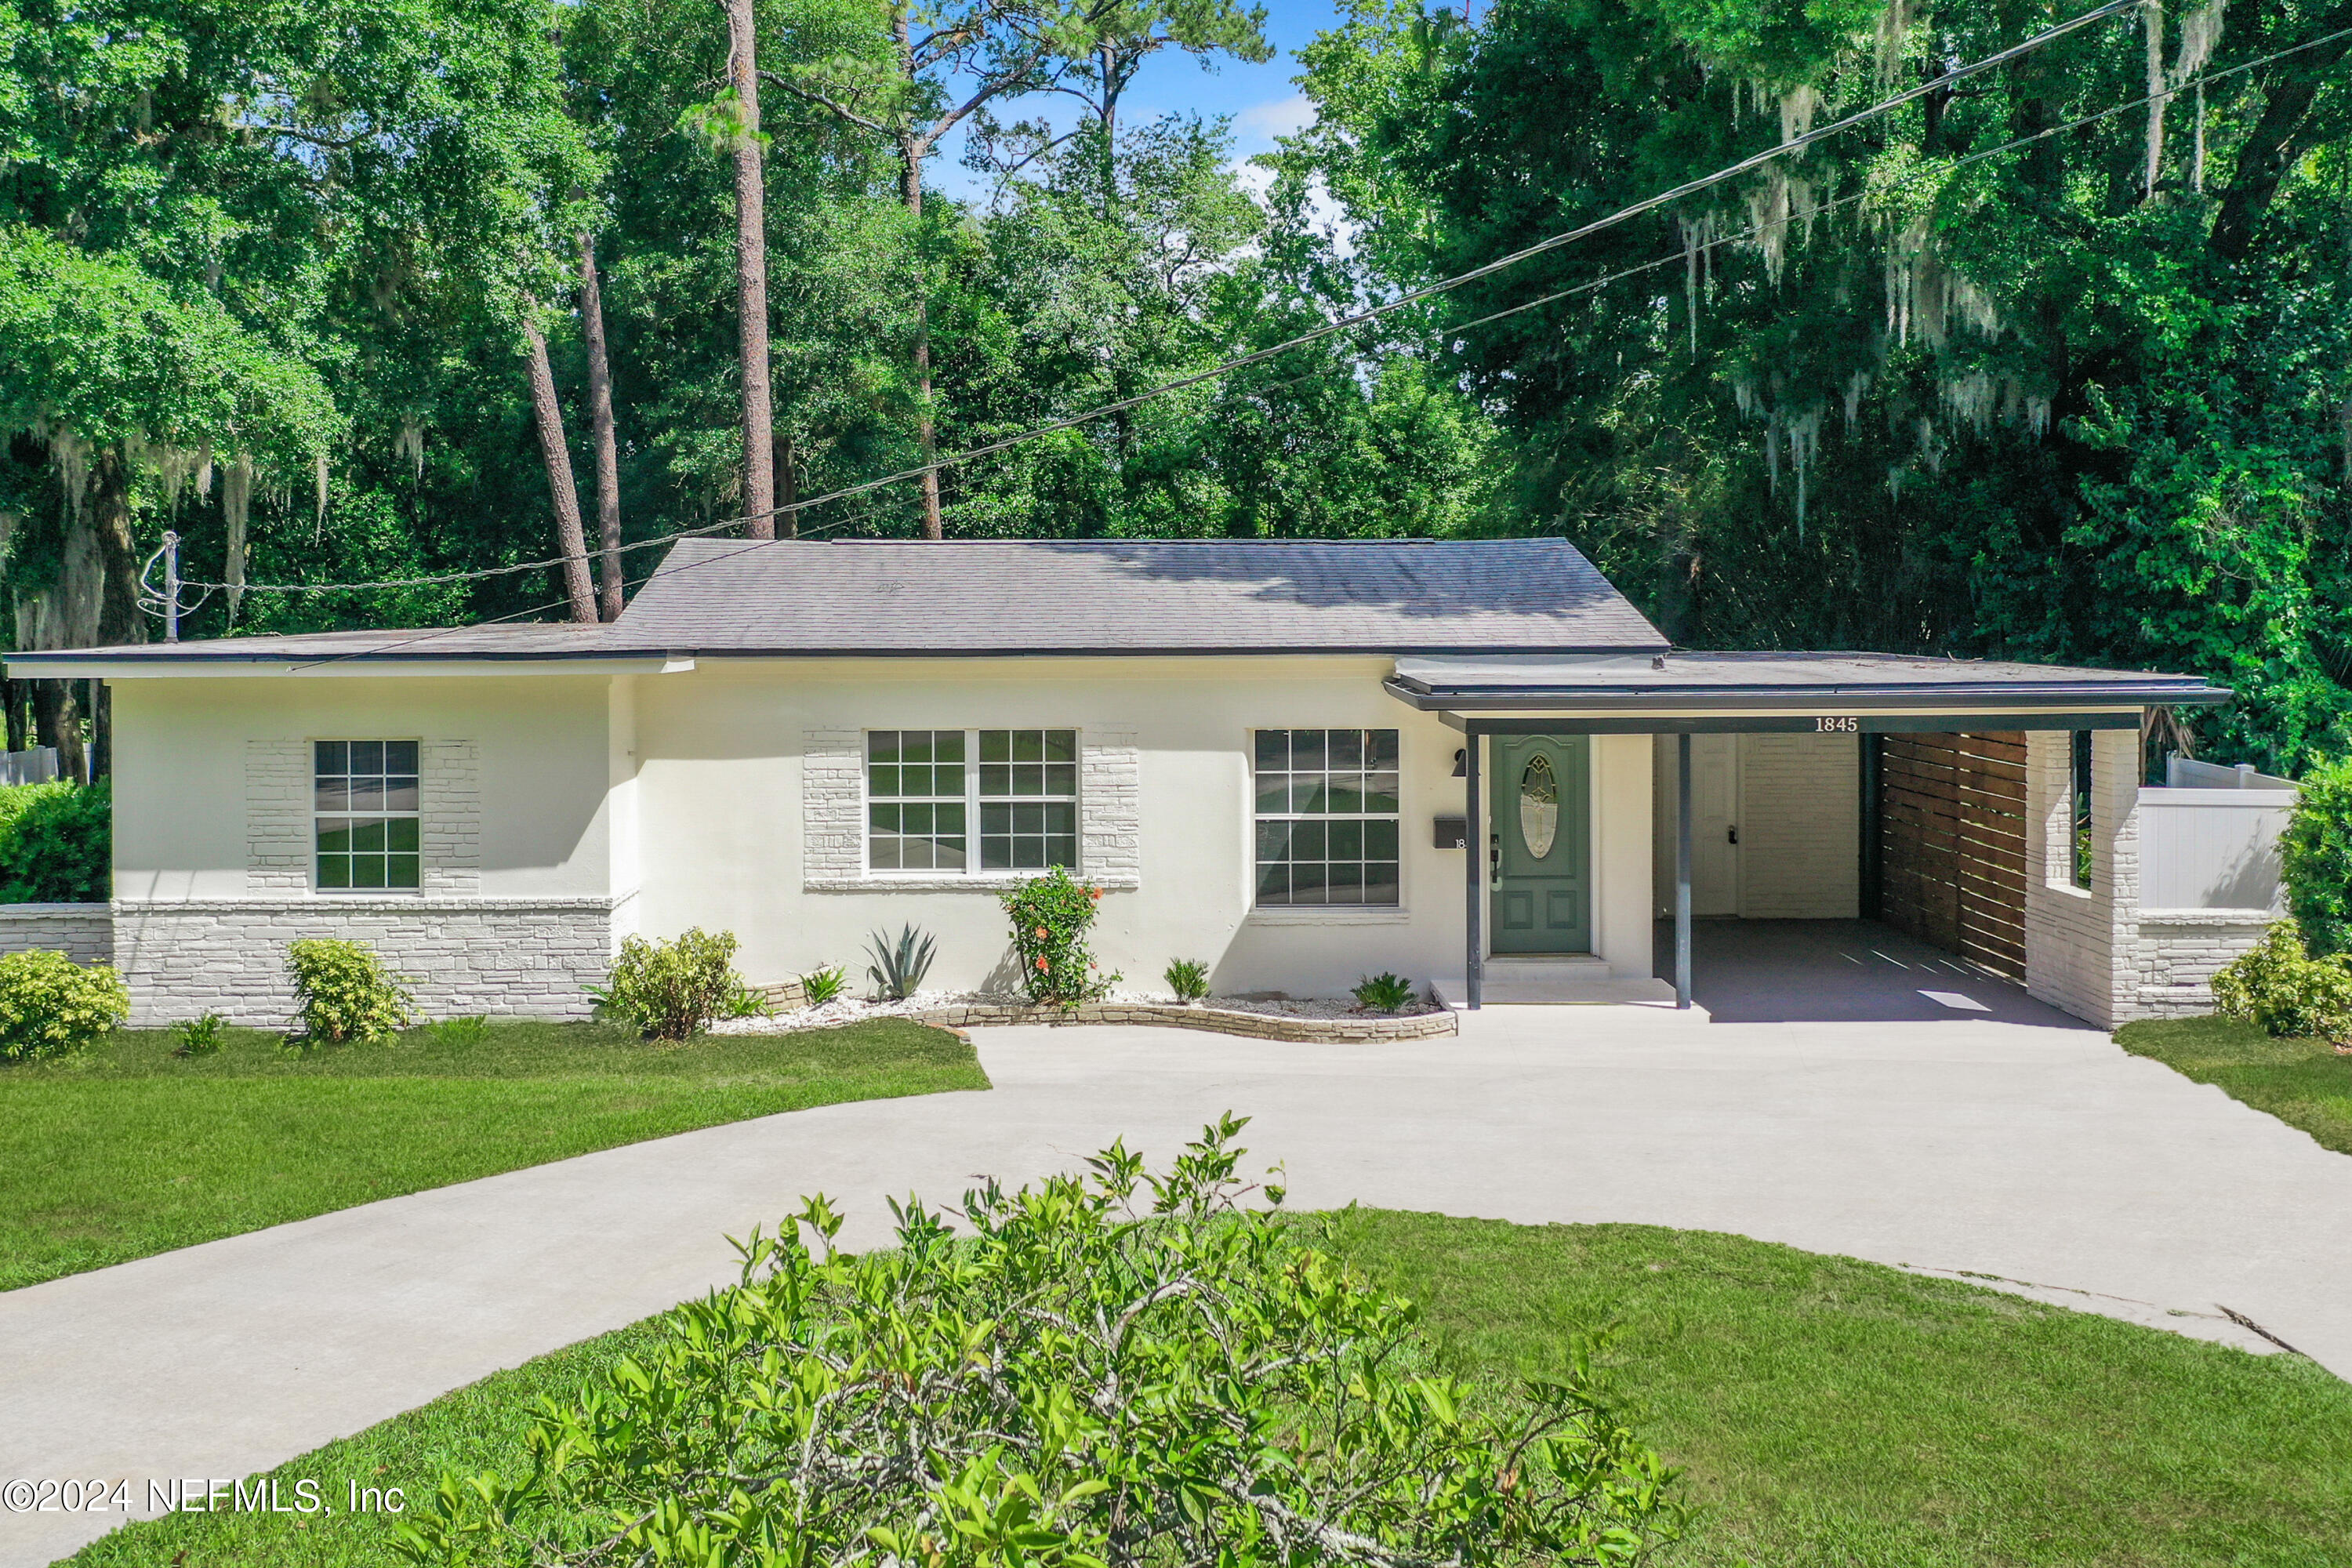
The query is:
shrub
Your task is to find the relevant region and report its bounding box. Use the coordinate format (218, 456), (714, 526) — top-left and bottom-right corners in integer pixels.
(286, 938), (415, 1047)
(865, 924), (935, 1002)
(1002, 866), (1119, 1006)
(393, 1116), (1684, 1566)
(1353, 971), (1417, 1014)
(594, 928), (744, 1040)
(800, 964), (847, 1006)
(723, 978), (772, 1019)
(1165, 956), (1210, 1003)
(2281, 753), (2352, 956)
(0, 780), (109, 903)
(172, 1011), (227, 1058)
(2211, 920), (2352, 1045)
(0, 949), (129, 1062)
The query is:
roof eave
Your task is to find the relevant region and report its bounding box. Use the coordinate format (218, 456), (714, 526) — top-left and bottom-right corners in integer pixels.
(1384, 677), (2234, 712)
(3, 651), (680, 679)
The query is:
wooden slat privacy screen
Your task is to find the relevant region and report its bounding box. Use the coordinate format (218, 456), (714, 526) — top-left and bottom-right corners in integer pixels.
(1876, 732), (2029, 980)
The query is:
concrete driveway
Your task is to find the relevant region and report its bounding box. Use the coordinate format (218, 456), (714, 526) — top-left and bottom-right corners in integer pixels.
(8, 993), (2352, 1564)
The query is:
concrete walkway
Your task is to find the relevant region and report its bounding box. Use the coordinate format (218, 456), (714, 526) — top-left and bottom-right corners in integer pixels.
(8, 999), (2352, 1564)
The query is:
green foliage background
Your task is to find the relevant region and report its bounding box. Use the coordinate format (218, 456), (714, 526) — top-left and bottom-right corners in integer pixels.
(0, 780), (107, 901)
(2, 0), (2347, 768)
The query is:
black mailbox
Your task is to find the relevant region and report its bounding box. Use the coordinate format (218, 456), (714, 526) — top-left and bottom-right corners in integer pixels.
(1433, 815), (1467, 849)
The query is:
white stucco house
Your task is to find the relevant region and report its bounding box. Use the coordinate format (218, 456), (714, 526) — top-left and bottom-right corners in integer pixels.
(6, 537), (2257, 1029)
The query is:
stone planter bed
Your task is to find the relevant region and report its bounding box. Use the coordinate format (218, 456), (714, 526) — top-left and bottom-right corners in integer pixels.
(733, 986), (1457, 1044)
(907, 1000), (1457, 1042)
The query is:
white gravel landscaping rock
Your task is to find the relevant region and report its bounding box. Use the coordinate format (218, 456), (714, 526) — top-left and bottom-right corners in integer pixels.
(711, 989), (1444, 1034)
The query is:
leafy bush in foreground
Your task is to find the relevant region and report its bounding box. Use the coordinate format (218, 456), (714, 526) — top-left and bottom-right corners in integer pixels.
(0, 949), (129, 1062)
(286, 938), (415, 1047)
(2211, 920), (2352, 1045)
(594, 927), (745, 1040)
(393, 1116), (1682, 1566)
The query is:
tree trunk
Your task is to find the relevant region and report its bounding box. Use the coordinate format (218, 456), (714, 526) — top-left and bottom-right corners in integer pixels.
(773, 428), (798, 537)
(2, 680), (24, 754)
(32, 682), (83, 784)
(900, 148), (944, 539)
(723, 0), (776, 538)
(522, 318), (600, 624)
(90, 680), (109, 782)
(579, 231), (626, 619)
(86, 451), (147, 648)
(2209, 17), (2352, 260)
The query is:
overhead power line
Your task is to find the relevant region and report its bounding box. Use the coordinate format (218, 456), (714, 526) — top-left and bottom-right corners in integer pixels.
(277, 16), (2352, 672)
(185, 0), (2154, 611)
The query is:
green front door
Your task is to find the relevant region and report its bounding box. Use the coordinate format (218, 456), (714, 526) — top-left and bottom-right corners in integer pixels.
(1490, 735), (1592, 955)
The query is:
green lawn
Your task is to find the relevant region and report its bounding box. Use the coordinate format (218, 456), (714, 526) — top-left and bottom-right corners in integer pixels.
(67, 1212), (2352, 1567)
(2118, 1014), (2352, 1156)
(0, 1018), (986, 1291)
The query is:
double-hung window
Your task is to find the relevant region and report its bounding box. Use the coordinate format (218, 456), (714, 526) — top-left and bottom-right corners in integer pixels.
(1254, 728), (1400, 906)
(315, 740), (419, 890)
(868, 729), (1078, 875)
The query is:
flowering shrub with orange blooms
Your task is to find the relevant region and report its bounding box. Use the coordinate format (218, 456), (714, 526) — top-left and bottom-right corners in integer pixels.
(1001, 866), (1120, 1006)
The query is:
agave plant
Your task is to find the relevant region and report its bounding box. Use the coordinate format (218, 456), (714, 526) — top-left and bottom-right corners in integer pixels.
(866, 925), (937, 1002)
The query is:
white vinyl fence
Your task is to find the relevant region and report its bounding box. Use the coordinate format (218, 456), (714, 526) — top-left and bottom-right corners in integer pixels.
(2165, 757), (2297, 790)
(0, 746), (65, 786)
(2138, 776), (2299, 913)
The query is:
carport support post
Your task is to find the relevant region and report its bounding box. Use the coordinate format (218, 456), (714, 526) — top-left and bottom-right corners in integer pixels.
(1675, 731), (1693, 1009)
(1465, 728), (1483, 1009)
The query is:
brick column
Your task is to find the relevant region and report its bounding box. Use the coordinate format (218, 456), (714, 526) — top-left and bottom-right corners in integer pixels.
(2023, 728), (2140, 1027)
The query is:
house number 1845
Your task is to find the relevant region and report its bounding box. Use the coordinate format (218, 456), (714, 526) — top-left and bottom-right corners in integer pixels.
(1814, 716), (1859, 732)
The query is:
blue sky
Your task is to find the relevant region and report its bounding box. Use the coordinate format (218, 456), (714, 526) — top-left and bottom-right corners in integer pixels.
(930, 0), (1345, 205)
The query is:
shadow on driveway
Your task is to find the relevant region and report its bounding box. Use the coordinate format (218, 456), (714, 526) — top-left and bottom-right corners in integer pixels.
(1655, 918), (2093, 1028)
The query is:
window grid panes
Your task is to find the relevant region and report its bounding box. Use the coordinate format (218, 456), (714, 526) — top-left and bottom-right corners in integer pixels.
(868, 729), (1079, 875)
(1254, 728), (1400, 906)
(979, 729), (1078, 870)
(867, 731), (968, 872)
(315, 740), (420, 890)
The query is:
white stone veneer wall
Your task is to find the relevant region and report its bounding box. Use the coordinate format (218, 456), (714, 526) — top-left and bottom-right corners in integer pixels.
(2024, 728), (2136, 1026)
(2132, 908), (2274, 1018)
(0, 904), (114, 967)
(110, 727), (604, 1026)
(2023, 727), (2271, 1026)
(111, 898), (615, 1027)
(801, 725), (1143, 892)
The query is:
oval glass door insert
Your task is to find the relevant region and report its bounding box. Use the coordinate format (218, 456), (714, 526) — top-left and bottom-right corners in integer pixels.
(1519, 754), (1559, 858)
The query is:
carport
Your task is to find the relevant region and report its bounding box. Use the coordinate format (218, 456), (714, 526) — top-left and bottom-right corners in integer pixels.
(1384, 652), (2231, 1017)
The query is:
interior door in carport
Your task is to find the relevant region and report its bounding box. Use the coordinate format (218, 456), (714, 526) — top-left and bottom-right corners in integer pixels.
(1688, 733), (1740, 916)
(1490, 735), (1591, 953)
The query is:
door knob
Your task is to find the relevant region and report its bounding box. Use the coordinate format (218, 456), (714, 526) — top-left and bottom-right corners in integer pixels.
(1728, 825), (1740, 844)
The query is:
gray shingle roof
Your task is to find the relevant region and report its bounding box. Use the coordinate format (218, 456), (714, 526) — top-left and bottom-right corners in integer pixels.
(615, 538), (1666, 655)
